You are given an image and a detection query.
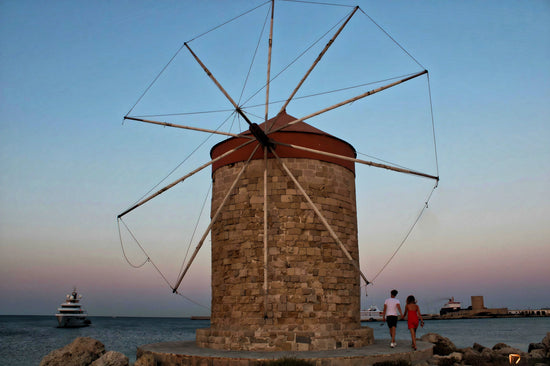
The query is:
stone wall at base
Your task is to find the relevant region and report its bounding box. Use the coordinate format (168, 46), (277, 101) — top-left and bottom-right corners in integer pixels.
(196, 326), (374, 351)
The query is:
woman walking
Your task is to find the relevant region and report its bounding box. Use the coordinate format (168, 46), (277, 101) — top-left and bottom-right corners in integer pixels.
(402, 295), (424, 350)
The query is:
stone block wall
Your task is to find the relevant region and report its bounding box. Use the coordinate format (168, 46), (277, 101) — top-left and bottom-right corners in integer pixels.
(197, 157), (373, 351)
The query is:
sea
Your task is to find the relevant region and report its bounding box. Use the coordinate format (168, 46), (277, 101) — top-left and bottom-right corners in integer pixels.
(1, 315), (548, 365)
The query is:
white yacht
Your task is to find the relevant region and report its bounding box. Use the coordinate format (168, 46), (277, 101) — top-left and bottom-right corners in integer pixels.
(55, 288), (91, 328)
(360, 305), (383, 321)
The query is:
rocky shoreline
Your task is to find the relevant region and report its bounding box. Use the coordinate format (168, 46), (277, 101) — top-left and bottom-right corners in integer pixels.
(40, 332), (550, 366)
(416, 332), (550, 366)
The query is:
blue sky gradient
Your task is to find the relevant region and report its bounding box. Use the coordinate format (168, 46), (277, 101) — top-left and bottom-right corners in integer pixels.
(1, 0), (549, 317)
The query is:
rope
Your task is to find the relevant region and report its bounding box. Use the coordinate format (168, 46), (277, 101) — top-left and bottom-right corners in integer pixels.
(117, 219), (148, 268)
(125, 42), (188, 117)
(118, 217), (211, 310)
(117, 218), (171, 288)
(130, 111), (237, 206)
(360, 72), (439, 287)
(356, 151), (415, 173)
(367, 182), (438, 285)
(239, 72), (419, 112)
(241, 9), (347, 108)
(173, 290), (211, 310)
(427, 73), (440, 177)
(177, 183), (212, 280)
(130, 108), (234, 119)
(186, 1), (271, 43)
(126, 2), (271, 117)
(282, 0), (355, 8)
(129, 71), (419, 127)
(358, 7), (425, 70)
(238, 6), (271, 105)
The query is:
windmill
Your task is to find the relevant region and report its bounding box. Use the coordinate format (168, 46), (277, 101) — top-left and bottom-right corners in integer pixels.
(117, 0), (439, 351)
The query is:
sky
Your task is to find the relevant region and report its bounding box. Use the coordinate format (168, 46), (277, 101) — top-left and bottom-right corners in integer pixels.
(1, 0), (549, 317)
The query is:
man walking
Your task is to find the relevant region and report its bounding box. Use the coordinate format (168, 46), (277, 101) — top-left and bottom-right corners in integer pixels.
(382, 289), (403, 348)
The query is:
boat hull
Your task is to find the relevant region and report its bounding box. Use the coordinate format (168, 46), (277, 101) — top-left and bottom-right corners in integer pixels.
(56, 315), (91, 328)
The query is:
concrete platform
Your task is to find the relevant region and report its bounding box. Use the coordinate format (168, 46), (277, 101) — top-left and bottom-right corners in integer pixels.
(136, 339), (433, 365)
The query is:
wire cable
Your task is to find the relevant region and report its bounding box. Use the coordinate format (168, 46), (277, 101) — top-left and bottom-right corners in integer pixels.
(125, 42), (188, 117)
(130, 111), (237, 207)
(238, 6), (271, 105)
(427, 72), (440, 177)
(118, 218), (211, 310)
(177, 183), (212, 280)
(367, 182), (438, 285)
(358, 7), (425, 70)
(240, 10), (346, 108)
(186, 1), (271, 43)
(117, 218), (149, 269)
(282, 0), (355, 8)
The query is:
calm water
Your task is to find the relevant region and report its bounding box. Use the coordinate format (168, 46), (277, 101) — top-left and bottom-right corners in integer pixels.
(0, 315), (548, 365)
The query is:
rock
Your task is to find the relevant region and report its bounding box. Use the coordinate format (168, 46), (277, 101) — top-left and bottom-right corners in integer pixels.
(420, 333), (457, 356)
(463, 347), (486, 365)
(529, 348), (547, 359)
(90, 351), (129, 366)
(429, 354), (451, 365)
(420, 333), (440, 343)
(429, 352), (463, 366)
(492, 342), (510, 350)
(134, 353), (156, 366)
(40, 337), (105, 366)
(480, 347), (495, 359)
(473, 342), (488, 352)
(493, 346), (525, 357)
(448, 352), (463, 362)
(414, 361), (430, 366)
(543, 332), (550, 349)
(529, 342), (545, 352)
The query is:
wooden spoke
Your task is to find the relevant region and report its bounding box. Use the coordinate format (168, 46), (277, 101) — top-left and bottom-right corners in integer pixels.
(273, 140), (439, 182)
(124, 116), (254, 139)
(184, 42), (254, 126)
(271, 148), (370, 287)
(117, 138), (257, 219)
(264, 0), (274, 125)
(273, 6), (359, 127)
(270, 70), (428, 134)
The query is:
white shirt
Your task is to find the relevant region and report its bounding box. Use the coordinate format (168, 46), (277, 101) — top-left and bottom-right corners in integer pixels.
(384, 297), (400, 316)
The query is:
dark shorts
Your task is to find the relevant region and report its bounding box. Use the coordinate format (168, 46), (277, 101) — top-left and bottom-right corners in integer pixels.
(386, 316), (398, 328)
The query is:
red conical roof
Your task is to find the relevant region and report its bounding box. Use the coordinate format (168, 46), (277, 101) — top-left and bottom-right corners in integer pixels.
(211, 110), (356, 173)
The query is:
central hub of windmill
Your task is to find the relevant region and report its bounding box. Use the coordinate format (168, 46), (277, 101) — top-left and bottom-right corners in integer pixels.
(197, 111), (373, 351)
(249, 122), (274, 150)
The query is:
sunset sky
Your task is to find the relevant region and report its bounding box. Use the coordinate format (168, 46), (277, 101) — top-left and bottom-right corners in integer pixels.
(1, 0), (549, 317)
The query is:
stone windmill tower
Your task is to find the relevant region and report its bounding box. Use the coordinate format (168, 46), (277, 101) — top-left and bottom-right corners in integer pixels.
(117, 1), (439, 355)
(196, 110), (373, 351)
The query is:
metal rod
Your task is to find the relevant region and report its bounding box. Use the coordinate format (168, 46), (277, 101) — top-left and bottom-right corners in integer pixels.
(173, 144), (262, 292)
(124, 116), (254, 139)
(117, 138), (257, 219)
(275, 6), (359, 123)
(270, 70), (428, 134)
(271, 149), (369, 287)
(273, 141), (439, 182)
